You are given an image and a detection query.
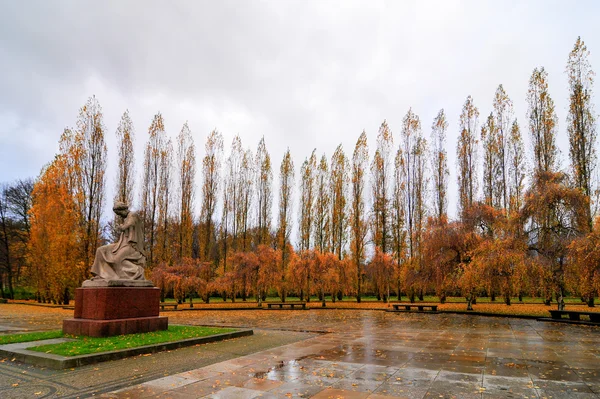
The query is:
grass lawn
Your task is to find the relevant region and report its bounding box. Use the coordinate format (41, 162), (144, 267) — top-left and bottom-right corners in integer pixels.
(26, 325), (235, 356)
(0, 330), (64, 345)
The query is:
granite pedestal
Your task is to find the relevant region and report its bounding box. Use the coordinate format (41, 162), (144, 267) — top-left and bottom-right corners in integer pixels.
(62, 286), (168, 337)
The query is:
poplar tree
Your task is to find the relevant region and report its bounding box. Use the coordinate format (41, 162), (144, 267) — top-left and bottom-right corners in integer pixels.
(114, 110), (135, 207)
(330, 144), (348, 259)
(70, 96), (107, 272)
(350, 132), (368, 302)
(527, 67), (558, 175)
(299, 150), (317, 252)
(492, 85), (513, 212)
(277, 149), (295, 301)
(313, 155), (330, 253)
(155, 138), (173, 264)
(481, 113), (497, 208)
(199, 130), (223, 262)
(371, 120), (393, 253)
(508, 120), (526, 212)
(430, 110), (449, 220)
(176, 122), (196, 260)
(255, 137), (272, 246)
(567, 36), (597, 228)
(141, 113), (167, 266)
(457, 96), (479, 218)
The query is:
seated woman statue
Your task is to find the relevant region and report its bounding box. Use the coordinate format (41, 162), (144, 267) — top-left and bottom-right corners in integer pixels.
(90, 202), (147, 281)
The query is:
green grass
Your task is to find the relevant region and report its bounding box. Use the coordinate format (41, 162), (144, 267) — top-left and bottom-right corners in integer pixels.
(0, 330), (64, 345)
(28, 325), (235, 357)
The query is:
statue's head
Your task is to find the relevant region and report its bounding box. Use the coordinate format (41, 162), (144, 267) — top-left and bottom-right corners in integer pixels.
(113, 201), (129, 217)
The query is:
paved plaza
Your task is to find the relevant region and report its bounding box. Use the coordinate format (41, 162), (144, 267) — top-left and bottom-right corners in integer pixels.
(1, 305), (600, 398)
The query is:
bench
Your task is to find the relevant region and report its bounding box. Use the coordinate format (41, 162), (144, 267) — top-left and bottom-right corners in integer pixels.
(266, 302), (307, 310)
(392, 304), (438, 312)
(160, 303), (178, 311)
(549, 310), (600, 323)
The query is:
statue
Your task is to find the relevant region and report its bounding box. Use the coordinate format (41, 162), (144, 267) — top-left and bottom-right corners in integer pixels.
(83, 202), (152, 287)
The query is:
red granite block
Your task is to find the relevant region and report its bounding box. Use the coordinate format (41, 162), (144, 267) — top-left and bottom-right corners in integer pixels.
(74, 290), (83, 318)
(62, 317), (168, 338)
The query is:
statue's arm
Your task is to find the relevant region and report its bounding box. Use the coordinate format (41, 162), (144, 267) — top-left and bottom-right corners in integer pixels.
(120, 213), (136, 230)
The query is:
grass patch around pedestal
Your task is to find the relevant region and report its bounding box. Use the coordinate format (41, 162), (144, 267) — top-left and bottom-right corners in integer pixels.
(27, 325), (235, 356)
(0, 330), (64, 345)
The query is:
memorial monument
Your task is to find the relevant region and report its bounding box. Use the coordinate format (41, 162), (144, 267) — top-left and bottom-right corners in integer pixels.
(62, 202), (168, 337)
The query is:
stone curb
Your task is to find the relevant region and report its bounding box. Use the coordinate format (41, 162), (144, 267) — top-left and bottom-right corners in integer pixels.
(0, 329), (253, 370)
(537, 317), (600, 326)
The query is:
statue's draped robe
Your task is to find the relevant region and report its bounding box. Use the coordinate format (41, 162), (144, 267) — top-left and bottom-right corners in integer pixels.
(91, 212), (146, 280)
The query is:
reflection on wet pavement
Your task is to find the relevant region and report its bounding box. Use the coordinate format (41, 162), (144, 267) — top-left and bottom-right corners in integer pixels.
(103, 310), (600, 398)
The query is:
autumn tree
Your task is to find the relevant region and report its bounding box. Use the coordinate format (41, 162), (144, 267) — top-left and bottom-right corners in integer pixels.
(527, 67), (558, 175)
(176, 122), (196, 260)
(299, 150), (317, 252)
(457, 95), (479, 218)
(367, 248), (394, 303)
(256, 244), (281, 305)
(313, 154), (330, 253)
(255, 137), (273, 246)
(29, 157), (83, 304)
(567, 36), (597, 229)
(330, 144), (348, 260)
(430, 110), (449, 220)
(350, 132), (368, 302)
(199, 130), (224, 262)
(568, 219), (600, 307)
(141, 113), (168, 266)
(422, 217), (476, 303)
(277, 149), (295, 301)
(522, 171), (588, 310)
(371, 120), (393, 253)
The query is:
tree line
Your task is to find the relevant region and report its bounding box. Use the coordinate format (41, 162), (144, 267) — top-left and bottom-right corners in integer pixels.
(0, 37), (597, 309)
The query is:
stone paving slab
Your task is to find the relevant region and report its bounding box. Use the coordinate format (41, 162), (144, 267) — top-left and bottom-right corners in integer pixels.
(0, 329), (253, 370)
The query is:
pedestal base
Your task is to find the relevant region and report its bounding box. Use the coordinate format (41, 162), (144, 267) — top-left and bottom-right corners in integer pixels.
(64, 286), (168, 337)
(63, 316), (168, 337)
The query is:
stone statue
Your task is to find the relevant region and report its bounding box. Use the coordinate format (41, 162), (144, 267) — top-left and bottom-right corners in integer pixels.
(83, 202), (152, 287)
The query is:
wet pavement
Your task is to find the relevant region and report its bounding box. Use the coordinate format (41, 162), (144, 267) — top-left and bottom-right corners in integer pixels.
(1, 305), (600, 398)
(102, 310), (600, 398)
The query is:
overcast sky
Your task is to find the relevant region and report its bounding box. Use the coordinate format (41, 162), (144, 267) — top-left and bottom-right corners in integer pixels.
(1, 0), (599, 224)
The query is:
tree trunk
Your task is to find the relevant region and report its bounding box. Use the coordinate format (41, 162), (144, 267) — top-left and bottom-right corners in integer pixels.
(63, 288), (70, 305)
(587, 295), (595, 307)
